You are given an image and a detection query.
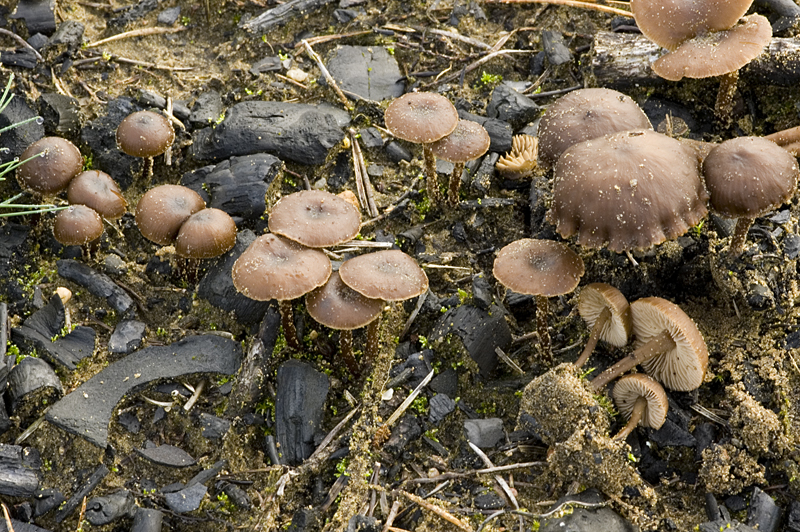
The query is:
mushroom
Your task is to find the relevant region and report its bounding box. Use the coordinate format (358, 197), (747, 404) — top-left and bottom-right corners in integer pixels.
(116, 110), (175, 179)
(702, 136), (798, 255)
(67, 170), (127, 220)
(548, 129), (708, 261)
(384, 92), (459, 204)
(232, 234), (332, 350)
(492, 239), (585, 364)
(175, 208), (238, 259)
(306, 271), (384, 374)
(496, 135), (539, 180)
(268, 190), (361, 248)
(537, 88), (652, 169)
(135, 184), (206, 246)
(590, 297), (708, 392)
(611, 374), (668, 441)
(574, 283), (632, 369)
(53, 204), (104, 254)
(429, 119), (490, 207)
(17, 137), (83, 197)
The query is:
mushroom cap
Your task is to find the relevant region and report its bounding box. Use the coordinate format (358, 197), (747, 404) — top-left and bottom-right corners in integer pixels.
(497, 135), (539, 180)
(116, 110), (175, 158)
(268, 190), (361, 248)
(306, 271), (384, 330)
(578, 283), (632, 347)
(17, 137), (83, 195)
(630, 0), (754, 51)
(67, 170), (128, 220)
(612, 373), (669, 430)
(702, 136), (798, 218)
(135, 184), (206, 246)
(493, 239), (585, 297)
(631, 297), (708, 392)
(53, 205), (103, 246)
(339, 250), (428, 302)
(430, 120), (491, 163)
(232, 234), (332, 301)
(175, 208), (238, 259)
(537, 88), (652, 168)
(652, 15), (772, 81)
(384, 92), (459, 144)
(548, 129), (709, 253)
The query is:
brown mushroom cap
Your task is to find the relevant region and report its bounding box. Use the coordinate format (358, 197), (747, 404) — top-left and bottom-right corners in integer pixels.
(652, 15), (772, 81)
(702, 136), (798, 218)
(612, 373), (669, 430)
(430, 120), (491, 163)
(339, 250), (428, 302)
(135, 184), (206, 245)
(493, 239), (585, 297)
(116, 110), (175, 158)
(537, 88), (652, 168)
(548, 129), (709, 253)
(67, 170), (127, 220)
(53, 205), (103, 246)
(306, 271), (384, 330)
(268, 190), (361, 248)
(174, 208), (237, 259)
(631, 297), (708, 392)
(630, 0), (754, 51)
(17, 137), (83, 195)
(232, 234), (332, 301)
(384, 92), (459, 144)
(578, 283), (632, 348)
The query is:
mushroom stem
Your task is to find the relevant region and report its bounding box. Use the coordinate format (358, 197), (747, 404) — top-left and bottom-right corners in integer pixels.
(278, 300), (301, 350)
(338, 329), (360, 375)
(715, 70), (739, 126)
(365, 315), (381, 367)
(423, 144), (443, 203)
(448, 162), (465, 207)
(574, 306), (612, 369)
(613, 396), (647, 441)
(535, 295), (553, 365)
(142, 157), (154, 180)
(729, 216), (755, 256)
(765, 125), (800, 152)
(590, 329), (676, 391)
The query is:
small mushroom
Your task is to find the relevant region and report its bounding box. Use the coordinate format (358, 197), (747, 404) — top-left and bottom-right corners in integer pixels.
(384, 92), (459, 204)
(429, 119), (490, 206)
(574, 283), (632, 369)
(174, 208), (237, 259)
(591, 297), (708, 392)
(135, 184), (206, 246)
(53, 204), (104, 251)
(268, 190), (361, 248)
(492, 239), (585, 364)
(116, 110), (175, 179)
(67, 170), (127, 220)
(17, 137), (83, 197)
(496, 135), (539, 180)
(611, 374), (668, 441)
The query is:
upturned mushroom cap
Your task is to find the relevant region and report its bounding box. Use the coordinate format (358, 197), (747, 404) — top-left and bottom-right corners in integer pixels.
(135, 184), (206, 245)
(17, 137), (83, 195)
(493, 239), (584, 297)
(430, 120), (491, 163)
(339, 250), (428, 302)
(612, 373), (669, 429)
(116, 110), (175, 158)
(652, 15), (772, 81)
(630, 0), (754, 51)
(67, 170), (127, 220)
(384, 92), (459, 144)
(497, 135), (539, 180)
(306, 271), (384, 330)
(232, 234), (332, 301)
(537, 88), (652, 168)
(578, 283), (632, 347)
(702, 136), (798, 218)
(53, 205), (103, 246)
(175, 208), (237, 259)
(548, 129), (708, 253)
(268, 190), (361, 248)
(631, 297), (708, 392)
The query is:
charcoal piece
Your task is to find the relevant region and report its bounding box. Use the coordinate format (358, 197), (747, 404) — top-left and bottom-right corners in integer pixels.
(0, 49), (38, 69)
(648, 418), (696, 447)
(7, 356), (62, 415)
(108, 320), (146, 354)
(784, 234), (800, 259)
(10, 0), (55, 34)
(457, 110), (513, 153)
(108, 0), (157, 26)
(388, 349), (432, 388)
(46, 335), (242, 447)
(43, 20), (84, 53)
(164, 483), (207, 513)
(346, 515), (380, 532)
(0, 518), (52, 531)
(430, 368), (458, 397)
(472, 273), (492, 310)
(131, 508), (162, 532)
(190, 90), (224, 128)
(0, 94), (44, 163)
(275, 360), (330, 465)
(85, 490), (136, 525)
(325, 46), (403, 101)
(471, 152), (499, 195)
(34, 488), (64, 517)
(429, 394), (456, 424)
(0, 445), (39, 497)
(384, 415), (421, 456)
(358, 127), (383, 148)
(54, 464), (108, 522)
(474, 492), (505, 510)
(80, 97), (143, 189)
(117, 411), (140, 434)
(239, 0), (336, 32)
(136, 444), (196, 467)
(787, 499), (800, 532)
(199, 413), (230, 439)
(542, 30), (572, 66)
(384, 141), (412, 162)
(249, 56), (282, 75)
(216, 481), (251, 509)
(693, 422), (716, 461)
(464, 418), (504, 448)
(136, 90), (190, 120)
(157, 6), (180, 25)
(486, 84), (540, 130)
(27, 33), (49, 50)
(697, 520), (757, 532)
(191, 101), (350, 164)
(37, 93), (80, 136)
(56, 260), (135, 316)
(747, 487), (782, 532)
(430, 304), (512, 376)
(187, 459), (226, 488)
(540, 506), (636, 531)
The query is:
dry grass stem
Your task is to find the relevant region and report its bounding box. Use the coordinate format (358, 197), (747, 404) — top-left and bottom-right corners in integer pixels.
(484, 0), (631, 16)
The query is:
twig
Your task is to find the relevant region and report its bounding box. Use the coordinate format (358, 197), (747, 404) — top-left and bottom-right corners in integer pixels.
(86, 26), (187, 48)
(0, 28), (43, 61)
(397, 489), (473, 532)
(307, 406), (360, 463)
(349, 128), (379, 217)
(360, 177), (424, 228)
(1, 503), (14, 532)
(400, 290), (428, 339)
(382, 370), (434, 429)
(183, 380), (206, 411)
(293, 30), (372, 48)
(429, 49), (533, 86)
(467, 442), (520, 511)
(76, 496), (87, 532)
(483, 0), (631, 16)
(108, 54), (194, 71)
(403, 461), (546, 484)
(381, 500), (402, 532)
(274, 73), (309, 90)
(495, 347), (525, 375)
(302, 40), (352, 110)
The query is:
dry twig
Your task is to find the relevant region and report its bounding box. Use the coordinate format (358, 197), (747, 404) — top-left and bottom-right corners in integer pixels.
(483, 0), (631, 16)
(86, 26), (187, 48)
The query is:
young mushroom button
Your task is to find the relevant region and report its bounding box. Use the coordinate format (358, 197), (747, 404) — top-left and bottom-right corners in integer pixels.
(116, 110), (175, 179)
(67, 170), (127, 220)
(429, 119), (490, 207)
(268, 190), (361, 248)
(17, 137), (83, 197)
(574, 283), (632, 369)
(53, 204), (104, 247)
(612, 374), (669, 441)
(175, 208), (237, 259)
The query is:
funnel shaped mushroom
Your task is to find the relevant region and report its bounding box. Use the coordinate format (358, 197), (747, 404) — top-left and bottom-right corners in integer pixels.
(493, 239), (585, 364)
(116, 110), (175, 179)
(135, 184), (206, 246)
(430, 120), (490, 207)
(612, 374), (668, 441)
(591, 297), (708, 392)
(702, 136), (798, 255)
(268, 190), (361, 248)
(67, 170), (127, 220)
(574, 283), (632, 369)
(17, 137), (83, 197)
(233, 234), (332, 350)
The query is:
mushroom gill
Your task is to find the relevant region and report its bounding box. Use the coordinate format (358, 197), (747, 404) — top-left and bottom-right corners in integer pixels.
(496, 135), (540, 180)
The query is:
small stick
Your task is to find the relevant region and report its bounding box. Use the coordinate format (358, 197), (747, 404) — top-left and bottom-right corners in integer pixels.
(397, 490), (473, 532)
(76, 496), (87, 532)
(349, 129), (379, 217)
(86, 26), (187, 48)
(302, 40), (352, 110)
(0, 28), (44, 61)
(381, 370), (434, 429)
(1, 503), (14, 532)
(494, 347), (525, 375)
(483, 0), (631, 16)
(109, 54), (194, 71)
(183, 380), (206, 411)
(467, 442), (519, 510)
(381, 500), (402, 532)
(427, 49), (533, 86)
